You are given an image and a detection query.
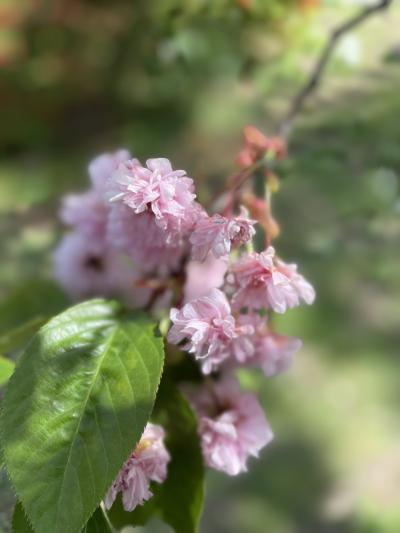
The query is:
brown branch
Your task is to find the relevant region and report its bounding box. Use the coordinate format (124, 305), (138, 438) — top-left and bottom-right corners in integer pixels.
(278, 0), (393, 139)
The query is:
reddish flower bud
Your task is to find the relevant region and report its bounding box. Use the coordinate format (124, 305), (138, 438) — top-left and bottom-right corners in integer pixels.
(243, 126), (287, 159)
(241, 192), (281, 240)
(235, 148), (255, 168)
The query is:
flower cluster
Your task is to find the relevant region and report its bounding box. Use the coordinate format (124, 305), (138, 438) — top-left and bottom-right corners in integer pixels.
(54, 149), (151, 306)
(168, 245), (314, 375)
(54, 137), (315, 512)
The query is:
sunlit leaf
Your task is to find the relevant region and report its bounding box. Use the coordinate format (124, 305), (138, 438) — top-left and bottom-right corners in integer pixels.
(13, 502), (113, 533)
(1, 299), (164, 533)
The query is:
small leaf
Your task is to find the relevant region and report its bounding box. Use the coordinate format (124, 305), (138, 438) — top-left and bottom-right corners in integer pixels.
(1, 299), (164, 533)
(0, 355), (15, 387)
(12, 502), (33, 533)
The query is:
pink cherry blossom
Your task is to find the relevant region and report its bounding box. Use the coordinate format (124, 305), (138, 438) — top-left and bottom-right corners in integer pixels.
(183, 253), (228, 303)
(190, 209), (256, 261)
(109, 157), (199, 240)
(88, 149), (131, 193)
(186, 378), (273, 475)
(107, 205), (185, 274)
(168, 288), (236, 360)
(105, 423), (170, 512)
(59, 190), (108, 238)
(168, 288), (253, 374)
(53, 231), (150, 307)
(227, 313), (260, 364)
(254, 332), (302, 376)
(230, 246), (315, 313)
(59, 150), (131, 237)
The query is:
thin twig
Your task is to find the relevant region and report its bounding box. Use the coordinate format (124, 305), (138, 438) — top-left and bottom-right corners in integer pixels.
(278, 0), (393, 139)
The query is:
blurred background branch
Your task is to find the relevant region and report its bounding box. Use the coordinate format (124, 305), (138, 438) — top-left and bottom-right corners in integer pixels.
(279, 0), (394, 138)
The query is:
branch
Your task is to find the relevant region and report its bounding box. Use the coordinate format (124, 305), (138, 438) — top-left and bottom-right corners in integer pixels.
(278, 0), (393, 139)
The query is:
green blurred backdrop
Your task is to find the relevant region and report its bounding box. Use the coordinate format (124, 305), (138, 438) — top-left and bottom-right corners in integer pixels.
(1, 1), (399, 532)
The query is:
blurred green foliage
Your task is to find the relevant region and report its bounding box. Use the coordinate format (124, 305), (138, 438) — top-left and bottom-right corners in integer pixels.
(1, 1), (400, 532)
(1, 0), (297, 152)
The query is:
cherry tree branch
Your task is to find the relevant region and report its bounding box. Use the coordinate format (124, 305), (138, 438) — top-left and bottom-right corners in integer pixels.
(278, 0), (393, 139)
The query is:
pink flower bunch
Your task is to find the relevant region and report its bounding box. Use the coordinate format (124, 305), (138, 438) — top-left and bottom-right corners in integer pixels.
(164, 176), (314, 477)
(105, 423), (170, 512)
(186, 378), (273, 475)
(55, 149), (256, 289)
(54, 146), (315, 486)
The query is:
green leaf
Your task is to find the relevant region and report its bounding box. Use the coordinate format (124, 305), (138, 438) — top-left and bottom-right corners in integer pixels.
(12, 502), (33, 533)
(156, 383), (204, 533)
(0, 355), (15, 387)
(1, 299), (164, 533)
(12, 502), (114, 533)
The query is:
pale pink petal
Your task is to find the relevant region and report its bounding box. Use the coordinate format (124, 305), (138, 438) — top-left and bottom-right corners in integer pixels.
(184, 254), (228, 303)
(107, 157), (199, 241)
(107, 206), (185, 274)
(230, 247), (315, 313)
(104, 423), (170, 512)
(53, 231), (150, 308)
(88, 149), (132, 193)
(190, 211), (256, 262)
(168, 289), (236, 367)
(59, 190), (108, 238)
